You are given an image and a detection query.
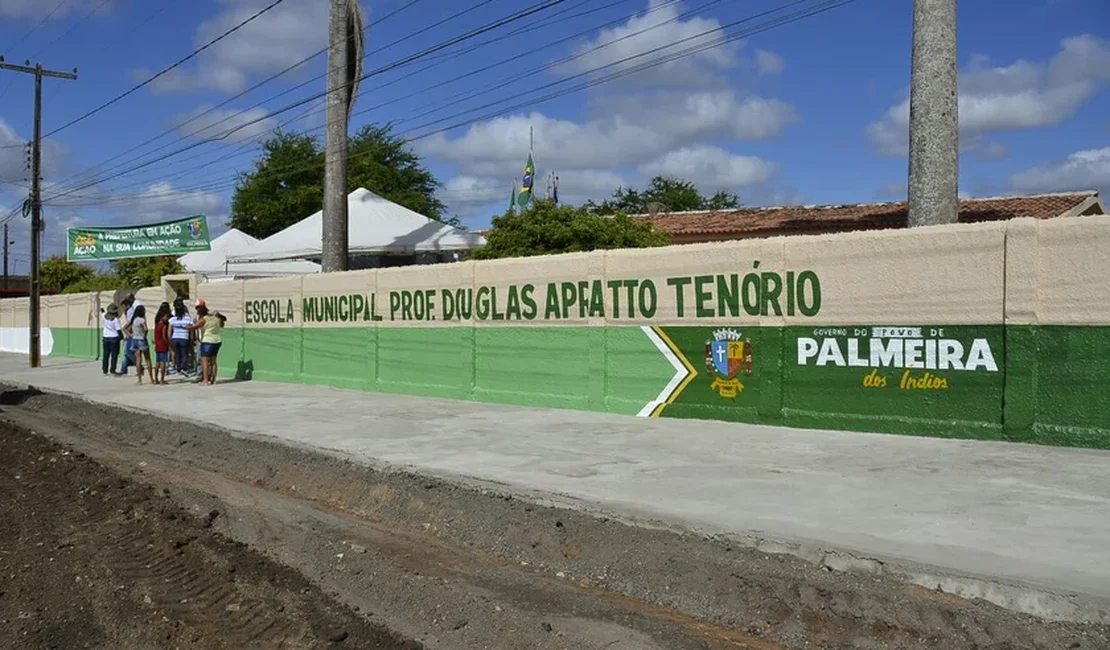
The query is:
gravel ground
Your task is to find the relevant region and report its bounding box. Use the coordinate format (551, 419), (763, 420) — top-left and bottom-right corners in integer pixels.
(2, 386), (1108, 650)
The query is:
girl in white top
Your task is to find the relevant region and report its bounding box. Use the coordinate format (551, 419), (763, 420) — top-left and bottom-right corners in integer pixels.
(127, 304), (155, 385)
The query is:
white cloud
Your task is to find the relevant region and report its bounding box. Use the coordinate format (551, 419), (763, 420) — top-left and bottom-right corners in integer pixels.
(867, 34), (1110, 155)
(975, 142), (1009, 161)
(755, 49), (785, 76)
(138, 0), (329, 95)
(552, 0), (738, 89)
(46, 181), (225, 224)
(439, 176), (510, 212)
(169, 105), (280, 143)
(0, 117), (68, 184)
(420, 90), (796, 174)
(1009, 146), (1110, 194)
(638, 145), (775, 190)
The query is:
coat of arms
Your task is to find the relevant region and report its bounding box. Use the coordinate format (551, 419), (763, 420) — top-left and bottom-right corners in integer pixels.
(187, 219), (204, 239)
(705, 328), (753, 398)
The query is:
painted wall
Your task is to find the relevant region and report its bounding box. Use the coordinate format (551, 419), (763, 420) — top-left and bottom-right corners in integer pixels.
(10, 216), (1110, 449)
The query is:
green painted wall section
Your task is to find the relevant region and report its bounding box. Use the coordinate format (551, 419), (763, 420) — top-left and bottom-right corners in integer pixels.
(48, 327), (100, 360)
(45, 324), (1110, 449)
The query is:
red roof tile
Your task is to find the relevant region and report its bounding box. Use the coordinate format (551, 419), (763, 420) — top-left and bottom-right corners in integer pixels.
(634, 191), (1104, 238)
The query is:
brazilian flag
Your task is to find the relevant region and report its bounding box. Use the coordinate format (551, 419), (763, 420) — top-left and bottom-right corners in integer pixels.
(516, 152), (534, 208)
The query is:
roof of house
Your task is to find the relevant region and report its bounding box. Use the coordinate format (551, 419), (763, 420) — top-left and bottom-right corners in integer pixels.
(632, 191), (1105, 238)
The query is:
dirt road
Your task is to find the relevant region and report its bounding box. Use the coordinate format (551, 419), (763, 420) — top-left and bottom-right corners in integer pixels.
(1, 387), (1107, 650)
(0, 418), (420, 649)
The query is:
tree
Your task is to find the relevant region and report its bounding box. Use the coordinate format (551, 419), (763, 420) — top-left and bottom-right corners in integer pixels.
(471, 199), (669, 260)
(230, 124), (450, 239)
(41, 256), (94, 292)
(63, 274), (122, 294)
(112, 256), (183, 288)
(348, 124), (447, 222)
(230, 130), (324, 239)
(585, 176), (741, 215)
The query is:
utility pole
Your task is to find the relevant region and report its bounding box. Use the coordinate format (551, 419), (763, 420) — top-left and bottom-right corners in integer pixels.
(322, 0), (364, 272)
(0, 57), (78, 367)
(907, 0), (958, 227)
(3, 224), (9, 290)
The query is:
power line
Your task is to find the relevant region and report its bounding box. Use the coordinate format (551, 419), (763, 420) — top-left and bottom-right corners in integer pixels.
(42, 0), (571, 203)
(45, 0), (686, 198)
(41, 0), (628, 193)
(1, 0), (71, 57)
(46, 0), (856, 212)
(49, 0), (848, 208)
(42, 0), (482, 194)
(42, 0), (288, 139)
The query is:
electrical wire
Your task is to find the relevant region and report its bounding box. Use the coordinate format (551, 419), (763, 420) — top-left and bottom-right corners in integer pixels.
(42, 0), (289, 139)
(47, 0), (429, 193)
(41, 0), (645, 192)
(46, 0), (686, 197)
(0, 0), (71, 57)
(42, 0), (570, 202)
(47, 0), (856, 212)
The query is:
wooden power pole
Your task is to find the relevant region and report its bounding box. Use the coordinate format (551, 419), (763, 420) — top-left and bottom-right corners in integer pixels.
(0, 57), (77, 367)
(907, 0), (958, 227)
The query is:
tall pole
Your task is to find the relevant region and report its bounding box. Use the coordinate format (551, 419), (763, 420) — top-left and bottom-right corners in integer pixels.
(907, 0), (958, 228)
(322, 0), (351, 272)
(0, 58), (77, 367)
(3, 224), (9, 290)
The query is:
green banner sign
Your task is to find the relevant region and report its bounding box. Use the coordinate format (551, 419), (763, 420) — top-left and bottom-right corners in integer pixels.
(66, 215), (211, 261)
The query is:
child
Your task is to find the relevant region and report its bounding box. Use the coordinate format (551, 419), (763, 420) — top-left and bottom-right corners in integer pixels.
(153, 303), (172, 385)
(128, 304), (155, 385)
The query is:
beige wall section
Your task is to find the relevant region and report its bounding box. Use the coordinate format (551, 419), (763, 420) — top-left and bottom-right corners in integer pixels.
(10, 298), (28, 328)
(44, 295), (69, 329)
(378, 261), (475, 328)
(241, 276), (303, 329)
(1031, 215), (1110, 326)
(473, 253), (603, 327)
(197, 282), (244, 327)
(1003, 219), (1040, 326)
(67, 293), (97, 330)
(605, 237), (787, 326)
(784, 221), (1006, 326)
(6, 216), (1110, 333)
(135, 286), (168, 310)
(301, 270), (376, 329)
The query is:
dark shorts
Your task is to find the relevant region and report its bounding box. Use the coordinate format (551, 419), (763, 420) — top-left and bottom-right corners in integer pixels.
(200, 342), (221, 358)
(156, 351), (169, 363)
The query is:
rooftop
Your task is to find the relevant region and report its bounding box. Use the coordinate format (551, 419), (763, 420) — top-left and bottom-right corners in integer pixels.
(632, 191), (1105, 238)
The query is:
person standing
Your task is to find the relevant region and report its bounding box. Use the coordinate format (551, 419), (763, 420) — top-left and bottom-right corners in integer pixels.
(128, 304), (155, 385)
(187, 301), (225, 386)
(153, 303), (172, 385)
(118, 293), (144, 375)
(101, 304), (122, 376)
(168, 299), (194, 377)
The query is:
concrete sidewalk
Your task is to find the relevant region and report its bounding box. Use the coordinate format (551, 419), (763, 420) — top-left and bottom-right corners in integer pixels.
(4, 354), (1109, 620)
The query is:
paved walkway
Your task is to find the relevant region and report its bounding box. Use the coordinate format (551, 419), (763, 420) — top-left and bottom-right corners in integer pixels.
(3, 354), (1109, 618)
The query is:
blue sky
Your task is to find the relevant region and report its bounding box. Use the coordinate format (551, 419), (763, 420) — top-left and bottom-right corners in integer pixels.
(0, 0), (1107, 271)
